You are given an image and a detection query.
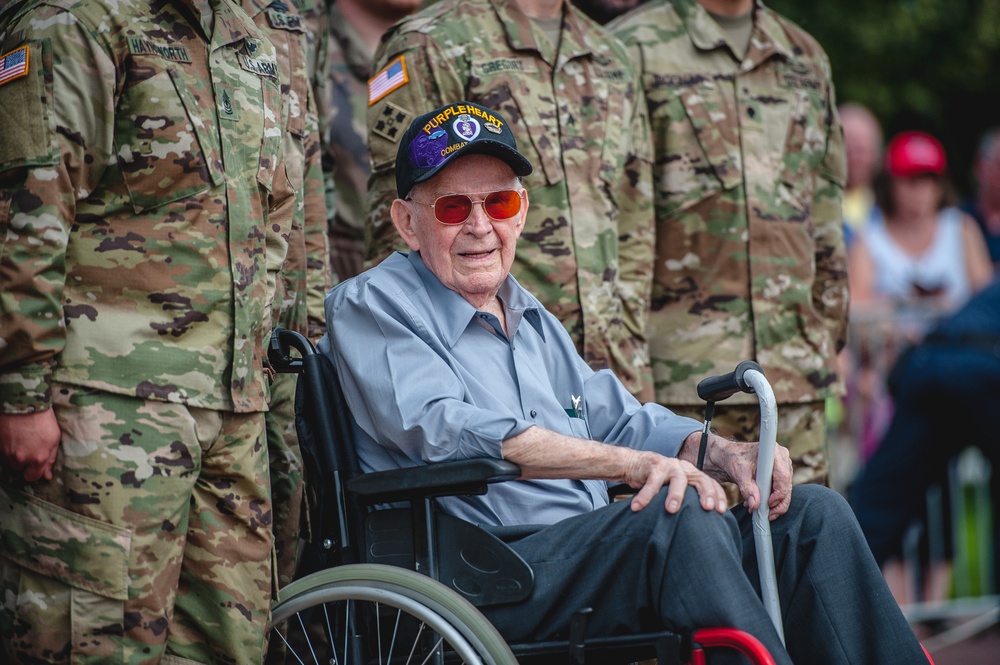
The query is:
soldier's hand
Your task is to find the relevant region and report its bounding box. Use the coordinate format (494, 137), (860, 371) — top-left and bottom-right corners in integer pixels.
(0, 410), (61, 482)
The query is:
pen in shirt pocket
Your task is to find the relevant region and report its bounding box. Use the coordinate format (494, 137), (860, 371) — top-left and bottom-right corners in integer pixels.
(565, 394), (583, 419)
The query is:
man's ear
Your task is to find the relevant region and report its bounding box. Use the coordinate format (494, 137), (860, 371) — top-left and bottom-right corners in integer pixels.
(391, 198), (420, 251)
(513, 189), (528, 239)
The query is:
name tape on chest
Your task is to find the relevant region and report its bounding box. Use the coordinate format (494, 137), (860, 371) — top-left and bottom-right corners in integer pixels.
(266, 8), (305, 32)
(238, 52), (279, 79)
(126, 37), (191, 63)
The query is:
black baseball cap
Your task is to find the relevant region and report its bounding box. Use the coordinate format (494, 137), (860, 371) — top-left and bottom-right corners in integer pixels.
(395, 101), (533, 199)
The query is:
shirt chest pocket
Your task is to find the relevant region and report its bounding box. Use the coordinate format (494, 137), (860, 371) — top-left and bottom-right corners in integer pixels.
(114, 67), (218, 213)
(471, 63), (564, 188)
(282, 69), (310, 192)
(650, 76), (742, 218)
(256, 75), (284, 193)
(773, 87), (830, 214)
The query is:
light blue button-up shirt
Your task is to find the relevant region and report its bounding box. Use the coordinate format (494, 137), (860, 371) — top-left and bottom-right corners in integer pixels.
(319, 251), (703, 526)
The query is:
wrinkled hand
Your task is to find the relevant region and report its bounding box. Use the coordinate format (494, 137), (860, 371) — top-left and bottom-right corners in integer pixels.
(704, 435), (793, 520)
(624, 450), (728, 516)
(0, 410), (61, 482)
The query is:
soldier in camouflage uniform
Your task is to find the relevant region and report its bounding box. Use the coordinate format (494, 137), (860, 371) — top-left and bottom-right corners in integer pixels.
(612, 0), (848, 487)
(242, 0), (331, 604)
(0, 1), (294, 663)
(320, 0), (421, 281)
(365, 0), (656, 398)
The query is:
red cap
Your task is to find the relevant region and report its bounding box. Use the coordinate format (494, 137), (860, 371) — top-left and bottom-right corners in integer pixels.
(885, 131), (947, 177)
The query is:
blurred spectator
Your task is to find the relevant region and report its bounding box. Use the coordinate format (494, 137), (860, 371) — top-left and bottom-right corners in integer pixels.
(850, 276), (1000, 605)
(959, 127), (1000, 270)
(847, 130), (992, 448)
(839, 102), (883, 245)
(321, 0), (423, 281)
(848, 130), (993, 311)
(573, 0), (647, 24)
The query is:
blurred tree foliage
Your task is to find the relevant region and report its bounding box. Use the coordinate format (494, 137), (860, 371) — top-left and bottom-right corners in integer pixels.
(768, 0), (1000, 196)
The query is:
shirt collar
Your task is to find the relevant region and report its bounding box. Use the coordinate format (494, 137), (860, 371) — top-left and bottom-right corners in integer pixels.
(209, 0), (259, 48)
(240, 0), (271, 19)
(673, 0), (793, 65)
(491, 0), (596, 67)
(329, 2), (374, 80)
(407, 251), (545, 347)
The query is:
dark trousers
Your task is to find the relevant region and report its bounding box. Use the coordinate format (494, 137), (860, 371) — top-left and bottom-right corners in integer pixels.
(850, 343), (1000, 586)
(485, 485), (925, 665)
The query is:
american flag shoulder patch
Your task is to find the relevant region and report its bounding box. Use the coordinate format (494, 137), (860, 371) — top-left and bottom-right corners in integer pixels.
(368, 55), (408, 106)
(0, 46), (29, 87)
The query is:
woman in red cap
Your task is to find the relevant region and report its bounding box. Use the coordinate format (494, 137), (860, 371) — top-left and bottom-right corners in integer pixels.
(848, 130), (993, 308)
(845, 130), (993, 606)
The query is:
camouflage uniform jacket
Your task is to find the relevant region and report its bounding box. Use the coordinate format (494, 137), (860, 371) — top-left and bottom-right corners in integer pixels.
(320, 1), (372, 281)
(243, 0), (332, 342)
(287, 0), (343, 288)
(366, 0), (656, 397)
(0, 0), (294, 415)
(612, 0), (848, 406)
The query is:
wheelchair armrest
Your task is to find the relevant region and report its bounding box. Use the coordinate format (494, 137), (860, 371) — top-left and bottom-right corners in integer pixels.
(346, 458), (522, 505)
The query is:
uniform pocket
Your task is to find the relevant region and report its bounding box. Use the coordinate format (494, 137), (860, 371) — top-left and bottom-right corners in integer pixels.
(776, 90), (827, 220)
(0, 483), (129, 662)
(257, 76), (284, 193)
(652, 77), (741, 218)
(114, 68), (214, 213)
(475, 81), (562, 187)
(0, 483), (130, 600)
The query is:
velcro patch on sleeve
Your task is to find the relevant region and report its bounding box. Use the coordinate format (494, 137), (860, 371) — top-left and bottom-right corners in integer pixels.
(0, 42), (57, 170)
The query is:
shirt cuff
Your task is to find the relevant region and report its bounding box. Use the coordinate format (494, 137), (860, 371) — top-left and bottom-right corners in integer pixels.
(0, 363), (54, 413)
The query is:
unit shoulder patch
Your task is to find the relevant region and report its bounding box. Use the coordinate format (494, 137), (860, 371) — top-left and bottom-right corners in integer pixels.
(372, 101), (412, 144)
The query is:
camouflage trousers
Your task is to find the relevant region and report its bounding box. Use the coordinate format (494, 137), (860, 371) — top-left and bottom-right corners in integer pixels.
(265, 371), (304, 591)
(668, 400), (829, 491)
(0, 384), (272, 665)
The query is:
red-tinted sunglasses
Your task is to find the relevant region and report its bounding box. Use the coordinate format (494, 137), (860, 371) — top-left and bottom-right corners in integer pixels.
(409, 189), (525, 225)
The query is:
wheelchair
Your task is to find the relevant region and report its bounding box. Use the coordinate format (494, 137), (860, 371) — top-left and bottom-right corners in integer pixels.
(265, 327), (782, 665)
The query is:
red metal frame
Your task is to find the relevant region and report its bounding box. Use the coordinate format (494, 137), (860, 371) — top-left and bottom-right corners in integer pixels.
(687, 628), (935, 665)
(689, 627), (777, 665)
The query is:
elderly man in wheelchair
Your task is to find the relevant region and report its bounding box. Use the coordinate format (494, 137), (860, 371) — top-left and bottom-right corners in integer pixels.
(283, 101), (928, 665)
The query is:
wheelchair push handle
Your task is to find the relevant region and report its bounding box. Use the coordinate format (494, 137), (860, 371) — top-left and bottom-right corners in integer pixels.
(267, 326), (314, 374)
(696, 360), (763, 403)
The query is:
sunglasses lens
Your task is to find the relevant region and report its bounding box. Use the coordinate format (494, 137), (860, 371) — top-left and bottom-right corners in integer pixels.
(434, 195), (474, 224)
(484, 190), (522, 219)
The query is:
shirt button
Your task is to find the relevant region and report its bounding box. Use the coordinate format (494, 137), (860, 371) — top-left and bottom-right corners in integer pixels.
(530, 410), (537, 418)
(747, 107), (756, 118)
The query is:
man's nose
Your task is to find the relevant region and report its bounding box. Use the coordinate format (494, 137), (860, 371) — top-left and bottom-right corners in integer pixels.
(463, 203), (494, 235)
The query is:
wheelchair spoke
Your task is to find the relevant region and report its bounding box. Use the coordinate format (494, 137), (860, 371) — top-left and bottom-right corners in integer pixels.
(268, 565), (516, 665)
(295, 611), (321, 664)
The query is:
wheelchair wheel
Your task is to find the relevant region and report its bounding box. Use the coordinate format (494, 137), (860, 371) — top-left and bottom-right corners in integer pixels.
(269, 563), (517, 665)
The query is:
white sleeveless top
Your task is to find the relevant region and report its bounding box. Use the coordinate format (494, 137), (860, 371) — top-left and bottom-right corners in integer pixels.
(864, 207), (970, 306)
